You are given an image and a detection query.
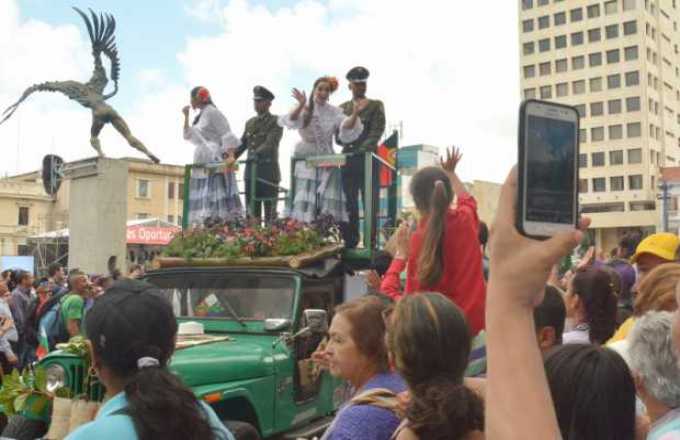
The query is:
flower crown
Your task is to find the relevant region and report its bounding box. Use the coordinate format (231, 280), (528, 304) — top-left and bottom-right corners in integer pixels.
(197, 87), (211, 103)
(320, 76), (339, 93)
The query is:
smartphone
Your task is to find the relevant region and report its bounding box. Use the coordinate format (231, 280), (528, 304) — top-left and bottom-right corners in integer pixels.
(518, 99), (579, 239)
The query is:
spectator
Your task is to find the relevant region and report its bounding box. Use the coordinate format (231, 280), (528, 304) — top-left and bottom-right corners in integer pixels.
(544, 344), (636, 440)
(609, 263), (680, 344)
(62, 270), (91, 338)
(563, 267), (618, 345)
(128, 264), (145, 280)
(628, 311), (680, 439)
(387, 292), (484, 440)
(66, 279), (234, 440)
(10, 270), (34, 367)
(48, 263), (67, 291)
(631, 233), (679, 284)
(384, 147), (486, 334)
(479, 221), (489, 281)
(533, 285), (566, 354)
(605, 232), (641, 310)
(313, 296), (406, 440)
(0, 281), (18, 371)
(0, 270), (10, 284)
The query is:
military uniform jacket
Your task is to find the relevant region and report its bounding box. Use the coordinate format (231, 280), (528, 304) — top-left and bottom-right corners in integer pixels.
(237, 112), (283, 183)
(338, 99), (386, 153)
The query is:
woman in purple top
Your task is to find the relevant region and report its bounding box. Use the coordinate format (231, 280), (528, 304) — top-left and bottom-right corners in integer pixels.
(314, 296), (405, 440)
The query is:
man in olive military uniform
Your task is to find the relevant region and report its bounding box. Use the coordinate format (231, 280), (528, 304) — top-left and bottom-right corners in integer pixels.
(236, 86), (283, 224)
(338, 66), (386, 249)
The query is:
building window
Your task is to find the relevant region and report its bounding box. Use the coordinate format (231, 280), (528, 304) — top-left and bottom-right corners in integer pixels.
(588, 28), (601, 42)
(570, 8), (583, 21)
(609, 124), (624, 139)
(573, 80), (586, 95)
(589, 52), (603, 67)
(168, 182), (175, 199)
(592, 126), (605, 141)
(522, 0), (533, 9)
(555, 35), (567, 49)
(539, 62), (551, 75)
(606, 24), (619, 39)
(629, 175), (643, 190)
(17, 207), (29, 226)
(540, 85), (552, 99)
(556, 82), (569, 97)
(178, 183), (184, 200)
(592, 152), (605, 166)
(591, 101), (604, 116)
(626, 96), (641, 111)
(579, 179), (589, 193)
(522, 19), (534, 33)
(627, 122), (642, 137)
(539, 38), (551, 52)
(610, 150), (624, 165)
(593, 178), (607, 192)
(538, 0), (549, 5)
(16, 245), (30, 256)
(524, 65), (535, 78)
(554, 11), (566, 25)
(590, 77), (603, 92)
(623, 20), (638, 35)
(625, 71), (640, 86)
(137, 213), (150, 220)
(624, 46), (639, 60)
(607, 74), (621, 89)
(572, 56), (585, 70)
(523, 42), (534, 55)
(628, 148), (642, 163)
(137, 179), (150, 198)
(167, 215), (175, 224)
(587, 4), (601, 17)
(606, 49), (620, 64)
(538, 15), (550, 29)
(524, 88), (536, 99)
(605, 0), (618, 14)
(575, 104), (587, 118)
(556, 58), (568, 72)
(579, 153), (588, 167)
(579, 129), (587, 143)
(178, 215), (183, 225)
(571, 32), (584, 46)
(608, 99), (622, 114)
(610, 176), (624, 191)
(623, 0), (636, 10)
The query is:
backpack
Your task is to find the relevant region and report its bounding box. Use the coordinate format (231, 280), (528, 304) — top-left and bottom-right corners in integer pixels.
(37, 292), (70, 352)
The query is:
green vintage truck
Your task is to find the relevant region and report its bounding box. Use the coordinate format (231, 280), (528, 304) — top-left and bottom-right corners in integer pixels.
(2, 260), (358, 439)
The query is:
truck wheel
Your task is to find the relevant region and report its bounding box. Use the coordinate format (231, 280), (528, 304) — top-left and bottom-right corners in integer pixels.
(1, 415), (48, 440)
(224, 420), (261, 440)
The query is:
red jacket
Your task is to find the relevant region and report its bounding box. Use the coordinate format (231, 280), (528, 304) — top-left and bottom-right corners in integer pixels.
(384, 193), (486, 334)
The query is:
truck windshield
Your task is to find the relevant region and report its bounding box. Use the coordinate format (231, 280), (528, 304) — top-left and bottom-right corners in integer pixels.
(147, 274), (296, 321)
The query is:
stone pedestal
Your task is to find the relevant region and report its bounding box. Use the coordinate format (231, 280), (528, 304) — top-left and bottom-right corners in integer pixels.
(68, 158), (128, 274)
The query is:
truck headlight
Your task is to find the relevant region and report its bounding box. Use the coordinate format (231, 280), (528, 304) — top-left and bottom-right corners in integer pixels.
(46, 364), (66, 392)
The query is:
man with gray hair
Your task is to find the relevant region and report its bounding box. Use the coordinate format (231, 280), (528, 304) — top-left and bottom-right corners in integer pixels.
(629, 311), (680, 439)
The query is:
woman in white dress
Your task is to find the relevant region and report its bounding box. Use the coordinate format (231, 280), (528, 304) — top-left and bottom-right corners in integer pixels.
(182, 86), (243, 226)
(279, 76), (365, 223)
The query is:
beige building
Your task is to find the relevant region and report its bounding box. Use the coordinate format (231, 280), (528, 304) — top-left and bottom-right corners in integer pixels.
(519, 0), (680, 251)
(1, 158), (185, 256)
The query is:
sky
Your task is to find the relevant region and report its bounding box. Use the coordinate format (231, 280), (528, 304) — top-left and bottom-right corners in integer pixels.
(0, 0), (520, 184)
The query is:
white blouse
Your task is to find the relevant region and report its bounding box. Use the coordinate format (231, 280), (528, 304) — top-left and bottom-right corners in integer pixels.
(184, 105), (241, 165)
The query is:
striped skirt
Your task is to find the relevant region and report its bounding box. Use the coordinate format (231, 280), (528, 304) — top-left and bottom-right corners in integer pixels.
(289, 168), (348, 223)
(188, 171), (243, 226)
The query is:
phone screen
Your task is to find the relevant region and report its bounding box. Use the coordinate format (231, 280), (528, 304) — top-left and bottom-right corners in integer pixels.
(526, 114), (576, 224)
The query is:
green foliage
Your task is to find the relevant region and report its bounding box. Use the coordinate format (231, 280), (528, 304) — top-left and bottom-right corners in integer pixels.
(0, 367), (53, 417)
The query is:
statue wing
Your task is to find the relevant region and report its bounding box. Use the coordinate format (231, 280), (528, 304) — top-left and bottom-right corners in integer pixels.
(73, 8), (120, 100)
(0, 81), (87, 125)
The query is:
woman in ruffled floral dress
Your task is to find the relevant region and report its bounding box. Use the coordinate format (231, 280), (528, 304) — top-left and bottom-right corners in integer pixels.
(182, 86), (243, 226)
(279, 76), (365, 223)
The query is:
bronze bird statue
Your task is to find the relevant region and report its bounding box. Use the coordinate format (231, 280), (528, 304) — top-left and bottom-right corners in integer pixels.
(0, 7), (160, 163)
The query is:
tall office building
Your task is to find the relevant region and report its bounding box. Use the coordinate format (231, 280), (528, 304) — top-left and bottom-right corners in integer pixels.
(519, 0), (680, 250)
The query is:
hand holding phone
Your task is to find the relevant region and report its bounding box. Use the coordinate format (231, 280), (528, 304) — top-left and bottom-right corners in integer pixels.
(517, 100), (580, 239)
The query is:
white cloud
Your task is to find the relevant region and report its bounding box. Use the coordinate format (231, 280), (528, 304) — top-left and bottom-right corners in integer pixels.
(0, 0), (520, 186)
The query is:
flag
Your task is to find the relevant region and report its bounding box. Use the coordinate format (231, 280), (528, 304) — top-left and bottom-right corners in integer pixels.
(377, 130), (398, 187)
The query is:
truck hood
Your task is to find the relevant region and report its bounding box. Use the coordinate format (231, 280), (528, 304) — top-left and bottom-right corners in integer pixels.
(170, 337), (273, 387)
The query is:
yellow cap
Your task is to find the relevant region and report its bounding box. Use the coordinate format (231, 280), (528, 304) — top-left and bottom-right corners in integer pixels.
(631, 233), (680, 263)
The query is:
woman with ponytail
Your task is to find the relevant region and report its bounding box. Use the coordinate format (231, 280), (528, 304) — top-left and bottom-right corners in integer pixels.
(182, 86), (243, 226)
(563, 267), (618, 345)
(387, 292), (484, 440)
(66, 279), (234, 440)
(384, 147), (486, 334)
(279, 76), (365, 223)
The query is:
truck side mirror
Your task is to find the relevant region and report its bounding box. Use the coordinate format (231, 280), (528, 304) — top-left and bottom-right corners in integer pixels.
(264, 319), (292, 332)
(303, 309), (328, 335)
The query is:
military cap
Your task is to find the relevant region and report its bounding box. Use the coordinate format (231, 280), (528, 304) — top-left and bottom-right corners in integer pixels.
(253, 86), (275, 101)
(346, 66), (370, 83)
